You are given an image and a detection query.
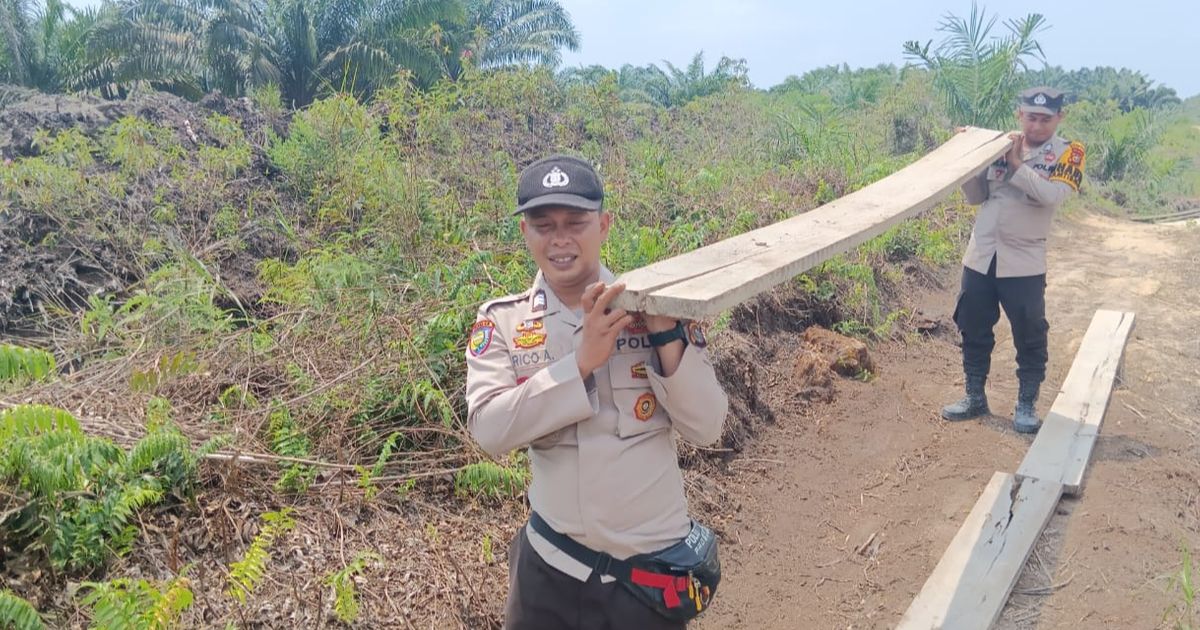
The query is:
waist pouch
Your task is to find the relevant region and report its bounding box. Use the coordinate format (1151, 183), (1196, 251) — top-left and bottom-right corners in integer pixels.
(528, 512), (720, 622)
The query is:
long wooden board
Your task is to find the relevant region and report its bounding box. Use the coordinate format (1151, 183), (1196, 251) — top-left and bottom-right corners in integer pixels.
(897, 473), (1064, 630)
(611, 126), (1011, 318)
(1131, 207), (1200, 223)
(1016, 310), (1136, 494)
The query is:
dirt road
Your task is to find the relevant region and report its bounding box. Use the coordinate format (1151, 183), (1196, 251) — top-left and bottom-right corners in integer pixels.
(698, 212), (1200, 629)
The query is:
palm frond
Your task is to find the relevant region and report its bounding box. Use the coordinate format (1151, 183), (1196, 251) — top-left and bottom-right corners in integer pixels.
(0, 0), (36, 84)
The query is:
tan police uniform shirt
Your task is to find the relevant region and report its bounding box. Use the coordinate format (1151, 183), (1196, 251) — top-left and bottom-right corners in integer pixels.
(960, 134), (1086, 278)
(465, 266), (728, 582)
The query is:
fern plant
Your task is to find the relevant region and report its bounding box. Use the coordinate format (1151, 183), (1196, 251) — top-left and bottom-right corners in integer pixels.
(397, 380), (456, 429)
(0, 405), (207, 572)
(0, 344), (56, 384)
(356, 431), (404, 500)
(266, 406), (315, 492)
(226, 509), (296, 605)
(453, 453), (530, 500)
(324, 552), (380, 623)
(0, 590), (45, 630)
(129, 352), (200, 393)
(0, 404), (80, 441)
(79, 576), (193, 630)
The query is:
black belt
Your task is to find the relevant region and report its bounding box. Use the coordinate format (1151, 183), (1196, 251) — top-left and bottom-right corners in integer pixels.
(527, 512), (711, 615)
(528, 512), (634, 580)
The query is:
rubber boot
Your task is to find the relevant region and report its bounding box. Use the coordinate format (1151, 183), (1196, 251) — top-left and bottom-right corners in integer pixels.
(941, 374), (989, 421)
(1013, 380), (1042, 434)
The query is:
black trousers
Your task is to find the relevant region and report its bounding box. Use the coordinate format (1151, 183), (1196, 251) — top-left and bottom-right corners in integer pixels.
(953, 257), (1048, 385)
(503, 527), (686, 630)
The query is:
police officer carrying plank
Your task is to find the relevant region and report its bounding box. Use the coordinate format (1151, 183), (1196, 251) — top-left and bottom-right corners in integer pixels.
(942, 87), (1086, 433)
(465, 154), (728, 629)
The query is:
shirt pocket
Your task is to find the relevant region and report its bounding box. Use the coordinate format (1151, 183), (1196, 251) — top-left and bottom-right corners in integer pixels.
(512, 353), (578, 449)
(531, 424), (577, 449)
(608, 352), (670, 438)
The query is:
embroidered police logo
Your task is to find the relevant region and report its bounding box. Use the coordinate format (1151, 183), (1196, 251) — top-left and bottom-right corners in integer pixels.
(1050, 141), (1086, 192)
(634, 393), (657, 421)
(468, 320), (496, 357)
(513, 319), (547, 349)
(1033, 93), (1047, 106)
(542, 167), (570, 188)
(1068, 143), (1085, 166)
(686, 321), (707, 348)
(631, 361), (649, 379)
(532, 289), (547, 313)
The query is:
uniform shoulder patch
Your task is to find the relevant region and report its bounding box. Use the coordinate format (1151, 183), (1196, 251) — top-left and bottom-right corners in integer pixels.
(1049, 141), (1085, 192)
(468, 319), (497, 357)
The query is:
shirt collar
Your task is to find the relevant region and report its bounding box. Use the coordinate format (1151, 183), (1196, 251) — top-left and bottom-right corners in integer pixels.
(524, 265), (616, 327)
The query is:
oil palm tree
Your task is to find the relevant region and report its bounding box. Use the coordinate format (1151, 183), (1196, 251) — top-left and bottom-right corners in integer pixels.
(659, 52), (747, 106)
(441, 0), (577, 80)
(0, 0), (37, 86)
(76, 0), (463, 105)
(904, 1), (1047, 129)
(1, 0), (105, 92)
(558, 52), (746, 108)
(627, 52), (747, 108)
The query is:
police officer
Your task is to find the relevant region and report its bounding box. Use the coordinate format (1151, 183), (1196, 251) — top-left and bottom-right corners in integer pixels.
(465, 154), (729, 629)
(942, 87), (1086, 433)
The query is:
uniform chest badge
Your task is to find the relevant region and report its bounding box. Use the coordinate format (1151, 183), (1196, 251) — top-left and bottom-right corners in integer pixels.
(626, 315), (649, 335)
(513, 319), (547, 349)
(634, 393), (657, 421)
(468, 320), (496, 357)
(631, 361), (649, 379)
(532, 289), (547, 313)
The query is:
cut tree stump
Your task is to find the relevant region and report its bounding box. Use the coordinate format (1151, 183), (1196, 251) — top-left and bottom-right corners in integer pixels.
(611, 126), (1011, 318)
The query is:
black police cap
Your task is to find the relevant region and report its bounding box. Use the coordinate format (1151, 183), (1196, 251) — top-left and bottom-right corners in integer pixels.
(1018, 86), (1065, 114)
(514, 154), (604, 215)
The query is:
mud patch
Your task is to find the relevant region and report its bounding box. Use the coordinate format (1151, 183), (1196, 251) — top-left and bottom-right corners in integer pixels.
(710, 330), (777, 454)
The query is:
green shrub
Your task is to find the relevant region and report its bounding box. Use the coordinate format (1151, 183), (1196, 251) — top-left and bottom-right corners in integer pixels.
(0, 344), (56, 384)
(0, 405), (212, 572)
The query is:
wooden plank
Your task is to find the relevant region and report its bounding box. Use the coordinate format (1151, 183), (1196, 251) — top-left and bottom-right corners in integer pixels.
(608, 133), (975, 300)
(649, 135), (1006, 317)
(1017, 310), (1136, 494)
(897, 472), (1064, 630)
(611, 127), (1007, 313)
(611, 127), (1011, 318)
(1131, 207), (1200, 223)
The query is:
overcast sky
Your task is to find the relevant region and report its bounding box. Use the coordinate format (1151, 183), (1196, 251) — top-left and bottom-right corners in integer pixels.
(556, 0), (1199, 97)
